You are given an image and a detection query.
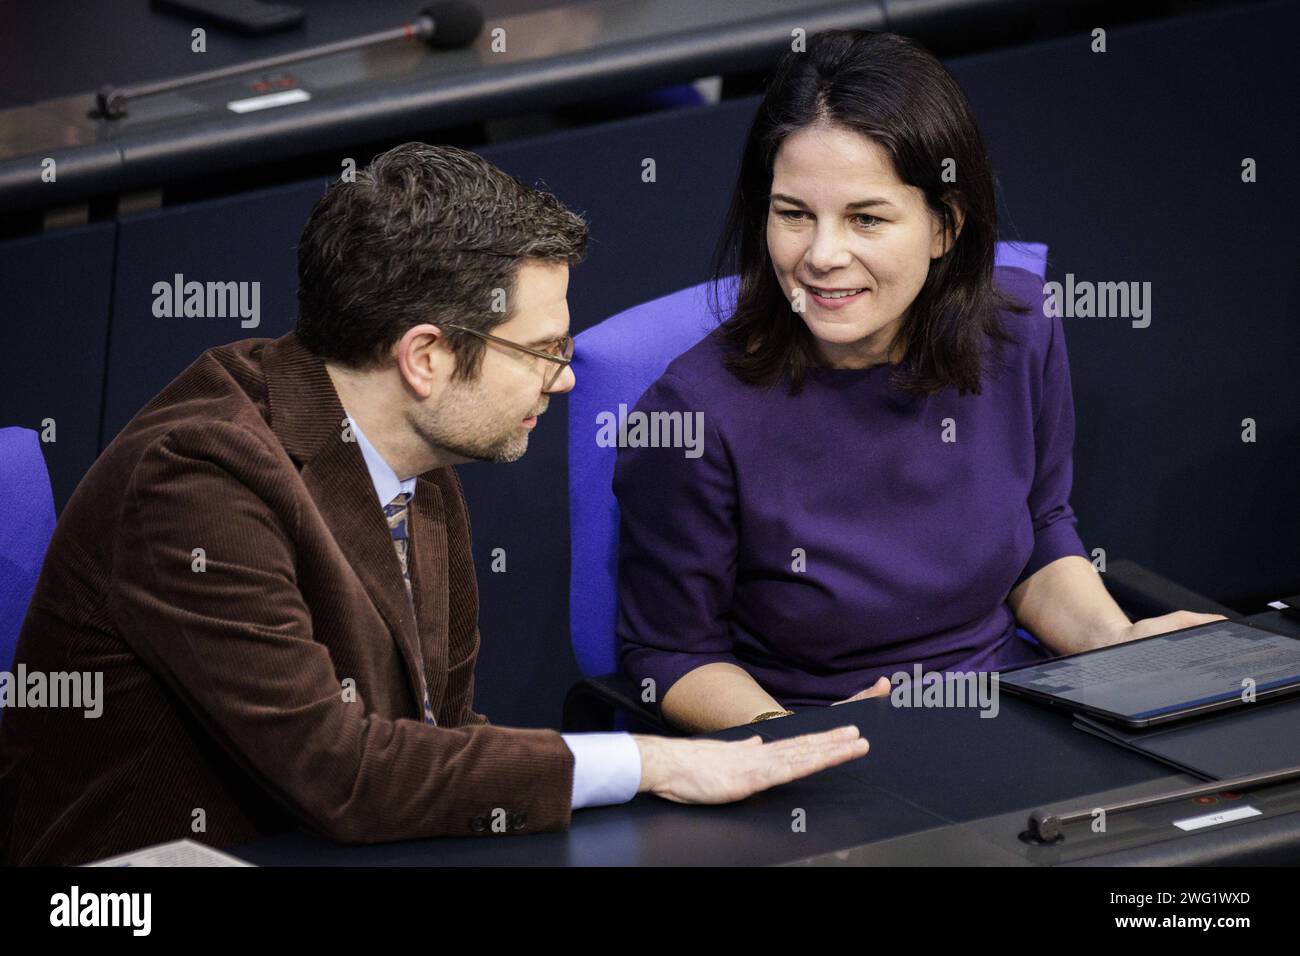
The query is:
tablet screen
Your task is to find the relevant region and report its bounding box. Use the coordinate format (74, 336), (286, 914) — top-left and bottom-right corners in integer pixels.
(999, 620), (1300, 721)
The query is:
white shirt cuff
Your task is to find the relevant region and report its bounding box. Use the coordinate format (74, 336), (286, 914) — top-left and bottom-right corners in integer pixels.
(560, 732), (643, 809)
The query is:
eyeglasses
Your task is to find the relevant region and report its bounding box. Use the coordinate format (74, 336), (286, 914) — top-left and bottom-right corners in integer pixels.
(444, 324), (574, 390)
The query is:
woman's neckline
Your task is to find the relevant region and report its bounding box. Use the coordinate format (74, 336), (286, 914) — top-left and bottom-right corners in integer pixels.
(807, 358), (904, 379)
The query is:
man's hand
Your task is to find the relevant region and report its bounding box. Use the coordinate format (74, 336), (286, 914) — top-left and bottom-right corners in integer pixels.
(1102, 610), (1228, 647)
(632, 725), (869, 805)
(831, 675), (892, 706)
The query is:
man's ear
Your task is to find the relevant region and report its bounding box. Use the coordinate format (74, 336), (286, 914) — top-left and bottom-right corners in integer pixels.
(931, 195), (966, 259)
(394, 323), (447, 399)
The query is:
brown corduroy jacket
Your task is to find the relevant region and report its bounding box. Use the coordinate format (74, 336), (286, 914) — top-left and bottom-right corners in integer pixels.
(0, 331), (575, 865)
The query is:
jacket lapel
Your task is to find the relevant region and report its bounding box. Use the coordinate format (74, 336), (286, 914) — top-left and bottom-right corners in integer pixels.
(261, 332), (427, 716)
(407, 478), (451, 712)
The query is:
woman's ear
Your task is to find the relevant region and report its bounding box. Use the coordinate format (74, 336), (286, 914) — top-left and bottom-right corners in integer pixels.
(931, 196), (966, 259)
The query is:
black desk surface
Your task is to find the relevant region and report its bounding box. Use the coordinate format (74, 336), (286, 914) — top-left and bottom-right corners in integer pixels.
(238, 697), (1171, 866)
(236, 611), (1300, 866)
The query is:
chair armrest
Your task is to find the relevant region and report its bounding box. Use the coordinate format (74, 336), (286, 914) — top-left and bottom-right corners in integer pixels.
(562, 673), (681, 735)
(1102, 558), (1237, 621)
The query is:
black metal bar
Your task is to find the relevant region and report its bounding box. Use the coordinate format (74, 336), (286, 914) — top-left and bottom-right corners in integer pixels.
(1027, 765), (1300, 842)
(97, 16), (436, 117)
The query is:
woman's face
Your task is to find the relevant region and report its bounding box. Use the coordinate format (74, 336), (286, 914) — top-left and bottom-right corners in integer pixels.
(766, 122), (955, 368)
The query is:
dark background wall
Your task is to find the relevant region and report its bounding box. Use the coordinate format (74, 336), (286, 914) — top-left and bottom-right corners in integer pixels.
(1, 1), (1296, 728)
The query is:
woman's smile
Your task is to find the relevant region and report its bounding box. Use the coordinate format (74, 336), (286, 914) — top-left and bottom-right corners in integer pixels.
(807, 286), (869, 310)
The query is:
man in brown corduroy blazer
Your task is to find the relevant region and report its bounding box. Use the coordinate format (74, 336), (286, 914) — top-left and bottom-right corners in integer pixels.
(0, 144), (870, 866)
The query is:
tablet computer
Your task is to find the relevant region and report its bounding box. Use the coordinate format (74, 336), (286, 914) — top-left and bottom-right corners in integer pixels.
(999, 618), (1300, 728)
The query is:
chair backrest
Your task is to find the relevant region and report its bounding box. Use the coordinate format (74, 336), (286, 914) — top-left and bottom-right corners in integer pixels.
(568, 242), (1049, 677)
(0, 427), (57, 672)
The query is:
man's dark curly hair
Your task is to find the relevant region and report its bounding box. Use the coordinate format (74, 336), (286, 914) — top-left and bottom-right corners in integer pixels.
(296, 142), (589, 379)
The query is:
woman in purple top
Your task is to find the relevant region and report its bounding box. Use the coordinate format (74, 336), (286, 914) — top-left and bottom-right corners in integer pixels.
(613, 30), (1223, 733)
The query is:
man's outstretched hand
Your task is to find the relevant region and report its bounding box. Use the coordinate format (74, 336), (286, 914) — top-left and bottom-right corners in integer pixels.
(632, 725), (869, 805)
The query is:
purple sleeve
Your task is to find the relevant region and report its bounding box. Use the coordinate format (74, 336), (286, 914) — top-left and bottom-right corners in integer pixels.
(1014, 311), (1091, 587)
(613, 372), (742, 708)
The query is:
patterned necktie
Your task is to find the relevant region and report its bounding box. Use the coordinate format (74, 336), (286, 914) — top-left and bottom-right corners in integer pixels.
(384, 491), (436, 726)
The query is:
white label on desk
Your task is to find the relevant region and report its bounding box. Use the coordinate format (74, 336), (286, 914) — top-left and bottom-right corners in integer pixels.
(1172, 805), (1261, 831)
(227, 89), (312, 114)
(84, 838), (254, 866)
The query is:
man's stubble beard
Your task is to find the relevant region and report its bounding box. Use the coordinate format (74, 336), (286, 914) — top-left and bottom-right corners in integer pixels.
(408, 382), (532, 465)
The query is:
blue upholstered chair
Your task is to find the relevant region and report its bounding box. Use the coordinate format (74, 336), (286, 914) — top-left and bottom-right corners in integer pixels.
(0, 427), (57, 675)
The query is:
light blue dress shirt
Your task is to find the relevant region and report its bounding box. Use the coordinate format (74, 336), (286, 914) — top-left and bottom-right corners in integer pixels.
(343, 409), (642, 810)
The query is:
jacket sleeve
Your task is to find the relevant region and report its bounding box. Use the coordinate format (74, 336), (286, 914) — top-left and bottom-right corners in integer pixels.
(110, 422), (572, 843)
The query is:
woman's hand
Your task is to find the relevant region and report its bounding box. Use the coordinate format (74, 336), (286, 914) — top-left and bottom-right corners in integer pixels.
(1101, 609), (1228, 647)
(1009, 557), (1232, 657)
(831, 675), (892, 706)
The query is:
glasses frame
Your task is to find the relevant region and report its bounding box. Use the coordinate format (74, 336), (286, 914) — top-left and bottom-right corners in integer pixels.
(443, 323), (573, 390)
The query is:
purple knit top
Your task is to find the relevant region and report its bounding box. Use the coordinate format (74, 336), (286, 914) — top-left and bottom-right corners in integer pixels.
(613, 266), (1086, 708)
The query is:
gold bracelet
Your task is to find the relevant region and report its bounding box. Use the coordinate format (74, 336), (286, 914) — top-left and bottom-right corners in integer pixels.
(748, 709), (795, 723)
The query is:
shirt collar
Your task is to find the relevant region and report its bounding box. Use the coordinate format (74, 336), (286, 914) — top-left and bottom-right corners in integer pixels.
(344, 408), (417, 507)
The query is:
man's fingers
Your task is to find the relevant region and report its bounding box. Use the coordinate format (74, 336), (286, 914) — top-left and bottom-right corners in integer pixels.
(757, 729), (869, 784)
(760, 725), (860, 753)
(759, 737), (870, 789)
(655, 726), (872, 804)
(762, 734), (854, 768)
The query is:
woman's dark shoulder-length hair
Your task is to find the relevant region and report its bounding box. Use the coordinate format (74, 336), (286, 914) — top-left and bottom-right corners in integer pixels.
(709, 29), (1027, 396)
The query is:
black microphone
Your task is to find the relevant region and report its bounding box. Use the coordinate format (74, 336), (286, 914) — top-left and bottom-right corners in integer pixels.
(420, 0), (484, 49)
(96, 2), (484, 119)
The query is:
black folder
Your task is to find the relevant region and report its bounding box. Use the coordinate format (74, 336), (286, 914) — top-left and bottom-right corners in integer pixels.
(1073, 693), (1300, 780)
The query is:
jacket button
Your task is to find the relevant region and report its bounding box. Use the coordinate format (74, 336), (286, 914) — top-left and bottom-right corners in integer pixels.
(470, 815), (488, 832)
